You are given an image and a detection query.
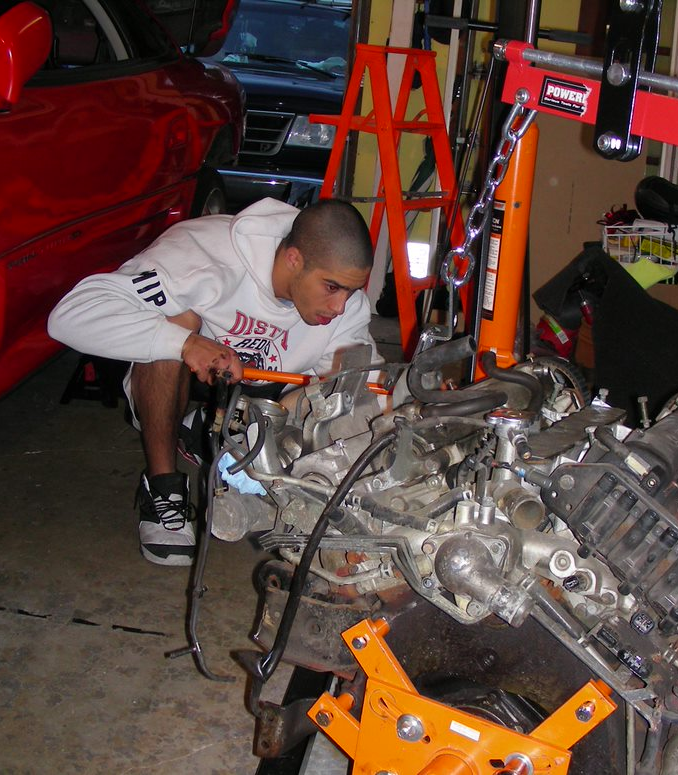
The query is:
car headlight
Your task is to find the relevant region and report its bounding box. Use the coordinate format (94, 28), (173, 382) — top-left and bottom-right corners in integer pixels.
(285, 115), (336, 149)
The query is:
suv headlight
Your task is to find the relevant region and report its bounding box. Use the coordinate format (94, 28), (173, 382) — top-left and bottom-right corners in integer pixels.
(285, 116), (336, 149)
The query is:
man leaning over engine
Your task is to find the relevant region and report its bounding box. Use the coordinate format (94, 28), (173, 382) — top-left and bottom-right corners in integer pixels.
(48, 197), (379, 567)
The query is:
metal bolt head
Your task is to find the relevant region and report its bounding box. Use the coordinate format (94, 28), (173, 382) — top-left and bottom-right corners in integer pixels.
(607, 61), (630, 86)
(351, 635), (368, 650)
(559, 474), (575, 491)
(315, 710), (332, 727)
(575, 700), (596, 722)
(396, 713), (425, 742)
(620, 0), (644, 12)
(597, 131), (622, 154)
(467, 601), (484, 617)
(515, 87), (530, 104)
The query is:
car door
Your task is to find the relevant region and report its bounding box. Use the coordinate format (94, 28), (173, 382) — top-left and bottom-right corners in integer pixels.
(0, 0), (204, 392)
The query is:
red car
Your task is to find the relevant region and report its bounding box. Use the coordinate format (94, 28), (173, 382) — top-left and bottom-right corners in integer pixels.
(0, 0), (245, 397)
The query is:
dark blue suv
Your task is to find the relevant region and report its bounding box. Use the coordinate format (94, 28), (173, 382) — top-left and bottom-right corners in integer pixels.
(205, 0), (351, 209)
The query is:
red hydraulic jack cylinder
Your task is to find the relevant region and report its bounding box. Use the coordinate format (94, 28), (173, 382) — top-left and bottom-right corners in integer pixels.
(475, 120), (539, 379)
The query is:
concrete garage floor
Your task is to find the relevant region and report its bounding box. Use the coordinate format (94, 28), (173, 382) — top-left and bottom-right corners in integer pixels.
(0, 316), (402, 775)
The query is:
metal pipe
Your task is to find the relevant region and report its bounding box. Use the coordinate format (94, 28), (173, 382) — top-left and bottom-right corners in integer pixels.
(495, 40), (678, 94)
(524, 0), (541, 46)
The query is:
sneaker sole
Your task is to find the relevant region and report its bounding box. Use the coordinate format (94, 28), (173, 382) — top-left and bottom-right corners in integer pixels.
(140, 545), (195, 567)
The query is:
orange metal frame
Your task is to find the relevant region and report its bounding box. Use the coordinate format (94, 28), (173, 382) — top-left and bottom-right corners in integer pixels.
(312, 44), (465, 360)
(309, 618), (616, 775)
(474, 121), (539, 378)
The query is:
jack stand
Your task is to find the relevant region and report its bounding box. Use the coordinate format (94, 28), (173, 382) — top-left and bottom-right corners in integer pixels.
(60, 354), (125, 408)
(309, 618), (616, 775)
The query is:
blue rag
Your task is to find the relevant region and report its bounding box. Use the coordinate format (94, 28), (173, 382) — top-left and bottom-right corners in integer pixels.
(217, 452), (266, 495)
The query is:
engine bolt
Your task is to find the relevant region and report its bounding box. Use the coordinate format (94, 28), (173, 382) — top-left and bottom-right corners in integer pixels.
(559, 474), (575, 491)
(422, 540), (437, 555)
(396, 714), (425, 742)
(467, 601), (484, 617)
(426, 475), (442, 489)
(422, 576), (434, 589)
(352, 635), (368, 650)
(315, 710), (332, 727)
(575, 700), (596, 722)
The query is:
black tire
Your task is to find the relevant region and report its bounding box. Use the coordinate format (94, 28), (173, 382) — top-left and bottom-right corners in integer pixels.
(190, 166), (228, 218)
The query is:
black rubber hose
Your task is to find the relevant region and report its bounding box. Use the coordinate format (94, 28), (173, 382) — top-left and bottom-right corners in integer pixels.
(594, 425), (630, 461)
(480, 351), (544, 415)
(212, 383), (245, 460)
(227, 402), (266, 474)
(412, 335), (476, 373)
(256, 430), (397, 681)
(419, 392), (508, 417)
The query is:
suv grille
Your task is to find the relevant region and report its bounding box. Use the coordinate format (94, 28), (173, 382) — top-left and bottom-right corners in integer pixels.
(243, 110), (295, 156)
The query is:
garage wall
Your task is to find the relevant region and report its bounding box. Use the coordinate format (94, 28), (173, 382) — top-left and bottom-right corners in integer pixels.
(529, 115), (647, 320)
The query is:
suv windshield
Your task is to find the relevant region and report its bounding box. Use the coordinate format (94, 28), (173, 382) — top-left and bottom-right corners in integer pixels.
(218, 0), (351, 75)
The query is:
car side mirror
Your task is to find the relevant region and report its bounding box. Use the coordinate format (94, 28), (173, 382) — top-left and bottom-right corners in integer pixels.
(0, 2), (52, 111)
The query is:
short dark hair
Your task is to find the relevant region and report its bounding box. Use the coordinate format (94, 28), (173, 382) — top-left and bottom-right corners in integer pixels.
(283, 199), (373, 270)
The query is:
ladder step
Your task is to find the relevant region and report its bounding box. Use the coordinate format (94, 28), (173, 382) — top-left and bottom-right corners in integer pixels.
(401, 196), (454, 210)
(311, 113), (447, 135)
(331, 192), (453, 207)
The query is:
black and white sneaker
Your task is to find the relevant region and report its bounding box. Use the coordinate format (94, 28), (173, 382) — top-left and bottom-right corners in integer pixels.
(137, 472), (196, 566)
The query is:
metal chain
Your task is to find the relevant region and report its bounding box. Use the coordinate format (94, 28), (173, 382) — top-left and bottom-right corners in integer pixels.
(442, 89), (538, 289)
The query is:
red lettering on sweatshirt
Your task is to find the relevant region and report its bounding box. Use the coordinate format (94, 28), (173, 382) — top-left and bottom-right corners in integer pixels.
(227, 311), (290, 351)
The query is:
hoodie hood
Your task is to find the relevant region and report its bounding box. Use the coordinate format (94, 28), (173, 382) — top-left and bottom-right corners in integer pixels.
(229, 197), (299, 303)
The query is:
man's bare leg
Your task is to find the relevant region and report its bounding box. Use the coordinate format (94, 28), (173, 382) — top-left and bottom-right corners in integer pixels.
(130, 311), (201, 476)
(131, 360), (191, 477)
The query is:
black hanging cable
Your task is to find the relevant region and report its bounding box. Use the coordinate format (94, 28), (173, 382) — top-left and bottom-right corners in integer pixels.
(254, 430), (398, 681)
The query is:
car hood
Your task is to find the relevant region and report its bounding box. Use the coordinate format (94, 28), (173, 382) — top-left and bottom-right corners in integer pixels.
(228, 65), (345, 112)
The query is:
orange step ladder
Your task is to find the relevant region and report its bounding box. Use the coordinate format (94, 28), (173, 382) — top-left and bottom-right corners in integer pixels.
(312, 43), (465, 359)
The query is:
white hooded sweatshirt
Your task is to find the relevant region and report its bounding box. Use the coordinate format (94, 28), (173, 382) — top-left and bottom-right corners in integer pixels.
(48, 198), (379, 382)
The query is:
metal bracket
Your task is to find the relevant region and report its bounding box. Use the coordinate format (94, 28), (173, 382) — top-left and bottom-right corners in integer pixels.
(308, 618), (617, 775)
(594, 0), (661, 160)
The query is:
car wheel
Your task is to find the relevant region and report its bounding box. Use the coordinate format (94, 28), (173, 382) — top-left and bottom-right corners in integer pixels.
(190, 166), (228, 217)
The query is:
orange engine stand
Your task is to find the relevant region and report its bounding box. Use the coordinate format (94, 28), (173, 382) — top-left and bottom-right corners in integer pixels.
(309, 618), (616, 775)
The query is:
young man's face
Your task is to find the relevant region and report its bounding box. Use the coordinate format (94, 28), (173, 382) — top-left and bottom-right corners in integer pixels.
(290, 256), (370, 326)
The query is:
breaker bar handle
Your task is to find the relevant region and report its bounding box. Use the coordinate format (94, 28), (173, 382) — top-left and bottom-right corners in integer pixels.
(241, 366), (390, 396)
